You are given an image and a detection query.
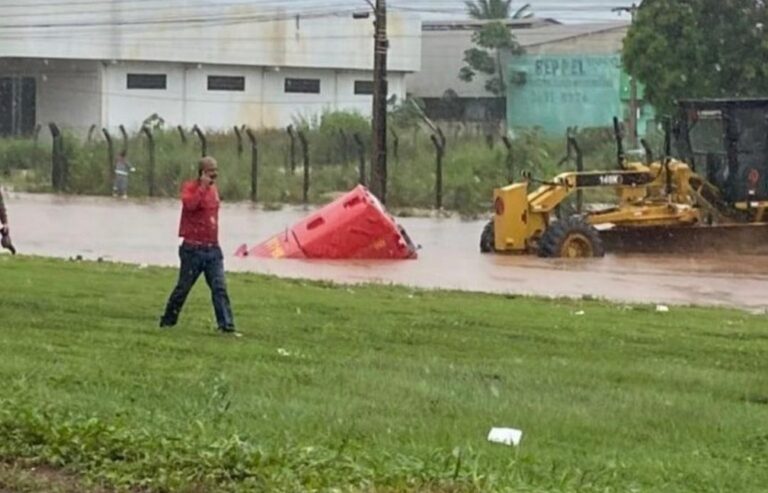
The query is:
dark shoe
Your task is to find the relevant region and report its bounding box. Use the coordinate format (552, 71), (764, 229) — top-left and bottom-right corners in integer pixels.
(159, 319), (176, 329)
(218, 328), (243, 338)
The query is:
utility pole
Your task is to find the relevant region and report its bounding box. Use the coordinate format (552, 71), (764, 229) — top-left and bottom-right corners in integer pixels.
(370, 0), (388, 203)
(613, 3), (639, 148)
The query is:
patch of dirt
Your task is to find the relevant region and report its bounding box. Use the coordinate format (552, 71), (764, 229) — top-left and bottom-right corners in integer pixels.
(0, 461), (107, 493)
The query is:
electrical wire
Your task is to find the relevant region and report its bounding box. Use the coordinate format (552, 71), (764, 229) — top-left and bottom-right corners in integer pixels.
(0, 0), (634, 24)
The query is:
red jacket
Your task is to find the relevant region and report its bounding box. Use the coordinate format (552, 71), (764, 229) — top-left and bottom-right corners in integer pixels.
(178, 180), (220, 245)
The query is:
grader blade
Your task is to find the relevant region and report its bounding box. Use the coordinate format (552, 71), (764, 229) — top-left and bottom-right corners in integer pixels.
(599, 224), (768, 255)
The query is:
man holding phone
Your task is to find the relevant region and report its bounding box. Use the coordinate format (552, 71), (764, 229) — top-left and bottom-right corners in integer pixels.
(159, 156), (238, 336)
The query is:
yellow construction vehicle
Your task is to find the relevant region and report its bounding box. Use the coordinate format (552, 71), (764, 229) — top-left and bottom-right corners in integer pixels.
(481, 98), (768, 257)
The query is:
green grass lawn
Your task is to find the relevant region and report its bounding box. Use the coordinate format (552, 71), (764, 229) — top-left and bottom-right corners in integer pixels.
(1, 256), (767, 492)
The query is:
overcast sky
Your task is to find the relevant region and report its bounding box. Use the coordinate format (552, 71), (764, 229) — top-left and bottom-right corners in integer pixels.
(398, 0), (633, 23)
(208, 1), (634, 24)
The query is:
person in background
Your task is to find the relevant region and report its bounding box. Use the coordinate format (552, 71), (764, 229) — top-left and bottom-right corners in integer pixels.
(159, 156), (239, 337)
(0, 187), (15, 254)
(113, 150), (135, 199)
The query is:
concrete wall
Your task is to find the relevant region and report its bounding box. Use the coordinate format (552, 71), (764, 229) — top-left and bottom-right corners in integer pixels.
(407, 29), (488, 99)
(407, 22), (628, 101)
(0, 0), (418, 134)
(182, 65), (265, 131)
(506, 54), (623, 133)
(0, 58), (101, 135)
(0, 2), (420, 73)
(524, 26), (628, 55)
(0, 58), (407, 134)
(505, 27), (654, 136)
(101, 61), (406, 132)
(102, 61), (183, 131)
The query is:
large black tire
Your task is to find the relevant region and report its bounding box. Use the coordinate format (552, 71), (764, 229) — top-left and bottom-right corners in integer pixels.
(480, 220), (495, 253)
(538, 216), (605, 258)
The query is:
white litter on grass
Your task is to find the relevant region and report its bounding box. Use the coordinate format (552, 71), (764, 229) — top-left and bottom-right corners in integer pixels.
(487, 427), (523, 447)
(277, 348), (291, 357)
(574, 310), (585, 316)
(656, 305), (670, 313)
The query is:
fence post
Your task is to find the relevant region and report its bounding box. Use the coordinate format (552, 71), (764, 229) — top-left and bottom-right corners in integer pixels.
(339, 129), (349, 165)
(118, 124), (128, 154)
(569, 135), (584, 214)
(48, 123), (68, 192)
(245, 128), (258, 203)
(177, 125), (187, 144)
(613, 117), (626, 170)
(298, 130), (310, 204)
(557, 127), (573, 168)
(640, 138), (654, 165)
(48, 122), (61, 192)
(141, 126), (156, 197)
(102, 128), (115, 189)
(390, 128), (400, 166)
(87, 124), (97, 143)
(192, 124), (207, 157)
(430, 127), (446, 210)
(501, 136), (514, 183)
(485, 133), (494, 149)
(234, 126), (244, 158)
(287, 125), (297, 174)
(353, 133), (366, 186)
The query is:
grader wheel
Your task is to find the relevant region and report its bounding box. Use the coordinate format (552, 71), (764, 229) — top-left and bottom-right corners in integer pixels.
(538, 216), (605, 258)
(479, 221), (495, 253)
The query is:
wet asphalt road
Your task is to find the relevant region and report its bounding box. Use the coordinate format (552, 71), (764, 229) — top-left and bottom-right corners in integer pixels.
(5, 192), (768, 312)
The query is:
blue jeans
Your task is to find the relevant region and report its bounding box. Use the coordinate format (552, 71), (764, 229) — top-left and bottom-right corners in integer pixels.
(113, 175), (128, 196)
(160, 244), (235, 330)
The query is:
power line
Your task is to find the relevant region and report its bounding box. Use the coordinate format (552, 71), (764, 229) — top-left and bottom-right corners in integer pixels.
(0, 8), (360, 30)
(0, 1), (359, 19)
(0, 0), (635, 23)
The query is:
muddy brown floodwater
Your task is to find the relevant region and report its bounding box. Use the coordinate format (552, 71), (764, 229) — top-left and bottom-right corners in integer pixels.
(5, 192), (768, 312)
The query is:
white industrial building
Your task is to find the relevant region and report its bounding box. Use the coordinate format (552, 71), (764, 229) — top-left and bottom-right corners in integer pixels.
(0, 1), (421, 136)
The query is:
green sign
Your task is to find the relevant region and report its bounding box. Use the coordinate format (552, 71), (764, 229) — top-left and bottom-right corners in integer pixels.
(507, 54), (623, 134)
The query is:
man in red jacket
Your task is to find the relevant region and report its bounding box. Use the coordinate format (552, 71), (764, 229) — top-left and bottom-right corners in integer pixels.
(160, 157), (238, 336)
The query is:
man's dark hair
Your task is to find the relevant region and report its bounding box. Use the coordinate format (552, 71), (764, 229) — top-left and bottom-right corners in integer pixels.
(198, 156), (217, 177)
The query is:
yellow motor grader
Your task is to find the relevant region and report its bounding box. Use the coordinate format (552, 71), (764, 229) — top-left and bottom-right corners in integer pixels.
(481, 98), (768, 257)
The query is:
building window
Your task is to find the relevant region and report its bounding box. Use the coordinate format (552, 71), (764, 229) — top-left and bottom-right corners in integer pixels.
(0, 76), (36, 137)
(354, 80), (374, 95)
(284, 78), (320, 94)
(126, 74), (167, 90)
(208, 75), (245, 92)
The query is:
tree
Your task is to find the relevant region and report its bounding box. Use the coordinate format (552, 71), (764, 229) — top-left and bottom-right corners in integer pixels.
(465, 0), (533, 20)
(459, 2), (531, 96)
(623, 0), (768, 115)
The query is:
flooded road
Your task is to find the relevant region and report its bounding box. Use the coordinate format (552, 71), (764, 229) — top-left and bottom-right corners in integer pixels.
(5, 192), (768, 312)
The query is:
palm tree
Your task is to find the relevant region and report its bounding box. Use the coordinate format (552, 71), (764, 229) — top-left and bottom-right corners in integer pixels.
(465, 0), (533, 20)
